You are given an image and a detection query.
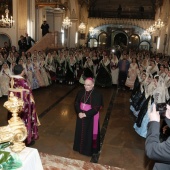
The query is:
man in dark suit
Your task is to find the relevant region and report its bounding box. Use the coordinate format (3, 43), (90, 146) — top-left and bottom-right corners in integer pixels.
(145, 104), (170, 170)
(41, 20), (49, 36)
(24, 33), (35, 51)
(18, 35), (27, 54)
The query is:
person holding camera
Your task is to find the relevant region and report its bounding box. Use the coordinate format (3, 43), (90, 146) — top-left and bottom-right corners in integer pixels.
(145, 103), (170, 170)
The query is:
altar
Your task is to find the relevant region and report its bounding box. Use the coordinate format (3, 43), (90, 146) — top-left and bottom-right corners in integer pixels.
(3, 147), (43, 170)
(17, 147), (43, 170)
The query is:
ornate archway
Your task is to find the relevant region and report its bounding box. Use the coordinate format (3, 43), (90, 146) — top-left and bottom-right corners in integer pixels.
(0, 33), (12, 48)
(111, 31), (128, 49)
(87, 38), (98, 48)
(129, 34), (140, 50)
(139, 40), (151, 51)
(98, 32), (108, 48)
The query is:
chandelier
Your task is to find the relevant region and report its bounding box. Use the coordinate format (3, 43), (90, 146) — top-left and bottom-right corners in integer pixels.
(62, 17), (72, 29)
(146, 26), (156, 34)
(78, 22), (86, 33)
(142, 30), (150, 36)
(154, 18), (164, 29)
(145, 17), (164, 35)
(0, 5), (14, 28)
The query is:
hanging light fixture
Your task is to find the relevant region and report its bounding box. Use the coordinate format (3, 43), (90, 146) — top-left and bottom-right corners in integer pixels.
(78, 22), (86, 33)
(0, 5), (14, 28)
(62, 16), (72, 29)
(154, 18), (164, 29)
(146, 26), (156, 34)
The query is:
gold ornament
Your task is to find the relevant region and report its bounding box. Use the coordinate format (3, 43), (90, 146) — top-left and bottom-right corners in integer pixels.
(0, 92), (27, 153)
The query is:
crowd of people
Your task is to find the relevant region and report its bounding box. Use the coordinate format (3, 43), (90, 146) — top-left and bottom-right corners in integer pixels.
(0, 43), (130, 98)
(1, 40), (170, 99)
(2, 37), (170, 167)
(129, 53), (170, 140)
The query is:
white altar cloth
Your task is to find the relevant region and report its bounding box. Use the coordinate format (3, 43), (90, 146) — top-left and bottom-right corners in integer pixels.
(18, 147), (43, 170)
(4, 147), (43, 170)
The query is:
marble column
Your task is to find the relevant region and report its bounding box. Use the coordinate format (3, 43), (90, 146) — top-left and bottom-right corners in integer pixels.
(54, 12), (63, 32)
(36, 7), (46, 40)
(27, 0), (36, 39)
(69, 19), (78, 48)
(17, 0), (27, 37)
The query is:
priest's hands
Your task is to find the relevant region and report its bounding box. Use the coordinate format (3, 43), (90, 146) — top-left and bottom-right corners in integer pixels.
(78, 112), (86, 119)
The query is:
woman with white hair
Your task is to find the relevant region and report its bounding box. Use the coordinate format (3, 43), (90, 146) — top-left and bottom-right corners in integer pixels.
(146, 59), (159, 77)
(95, 55), (112, 87)
(56, 52), (66, 84)
(33, 57), (45, 87)
(110, 53), (119, 85)
(65, 53), (77, 85)
(39, 55), (51, 86)
(0, 62), (11, 96)
(79, 57), (94, 84)
(125, 58), (139, 90)
(45, 52), (56, 82)
(26, 57), (39, 90)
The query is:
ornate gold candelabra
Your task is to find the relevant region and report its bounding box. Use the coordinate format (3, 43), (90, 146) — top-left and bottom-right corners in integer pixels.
(0, 92), (27, 152)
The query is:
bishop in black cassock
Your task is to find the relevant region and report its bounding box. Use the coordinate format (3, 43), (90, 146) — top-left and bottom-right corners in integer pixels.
(73, 78), (103, 156)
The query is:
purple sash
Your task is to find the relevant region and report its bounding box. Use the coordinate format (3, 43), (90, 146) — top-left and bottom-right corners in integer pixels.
(80, 102), (99, 142)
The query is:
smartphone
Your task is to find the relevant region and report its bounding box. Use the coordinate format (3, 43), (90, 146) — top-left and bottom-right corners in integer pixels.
(156, 103), (167, 115)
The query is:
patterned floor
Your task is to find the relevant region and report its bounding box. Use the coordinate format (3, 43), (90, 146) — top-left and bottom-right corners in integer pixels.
(39, 152), (125, 170)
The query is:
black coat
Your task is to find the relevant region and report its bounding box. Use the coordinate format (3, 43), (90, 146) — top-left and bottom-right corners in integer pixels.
(24, 36), (35, 49)
(95, 61), (112, 87)
(41, 23), (49, 36)
(18, 39), (27, 52)
(136, 96), (151, 127)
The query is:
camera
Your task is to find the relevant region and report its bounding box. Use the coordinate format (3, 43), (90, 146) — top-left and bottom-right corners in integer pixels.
(156, 103), (167, 116)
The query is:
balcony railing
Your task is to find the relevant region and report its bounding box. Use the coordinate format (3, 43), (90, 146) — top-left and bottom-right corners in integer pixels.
(35, 0), (66, 9)
(88, 10), (155, 20)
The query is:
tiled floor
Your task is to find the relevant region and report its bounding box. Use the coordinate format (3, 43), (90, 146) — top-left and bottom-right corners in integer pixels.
(0, 83), (153, 170)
